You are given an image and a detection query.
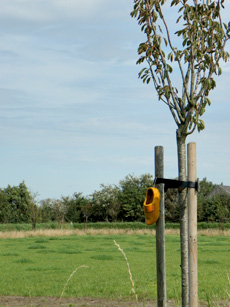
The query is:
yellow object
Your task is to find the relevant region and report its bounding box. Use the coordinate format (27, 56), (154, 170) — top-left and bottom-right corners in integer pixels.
(143, 187), (160, 225)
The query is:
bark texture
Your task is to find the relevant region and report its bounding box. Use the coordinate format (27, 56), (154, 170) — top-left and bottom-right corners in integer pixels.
(177, 130), (189, 307)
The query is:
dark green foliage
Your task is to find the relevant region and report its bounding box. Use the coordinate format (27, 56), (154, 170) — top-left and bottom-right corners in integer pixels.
(39, 199), (54, 223)
(0, 176), (229, 224)
(201, 194), (230, 225)
(196, 178), (230, 224)
(0, 181), (37, 224)
(197, 177), (216, 221)
(63, 193), (90, 223)
(0, 189), (11, 223)
(119, 174), (153, 222)
(91, 184), (120, 222)
(165, 188), (180, 222)
(39, 194), (90, 224)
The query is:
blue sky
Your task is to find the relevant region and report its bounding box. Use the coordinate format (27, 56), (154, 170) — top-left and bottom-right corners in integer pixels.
(0, 0), (229, 201)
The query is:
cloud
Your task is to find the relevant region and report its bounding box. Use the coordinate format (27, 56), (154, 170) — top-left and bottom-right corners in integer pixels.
(0, 0), (108, 22)
(0, 0), (229, 200)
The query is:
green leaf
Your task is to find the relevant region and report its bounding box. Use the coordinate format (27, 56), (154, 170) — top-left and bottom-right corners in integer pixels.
(158, 25), (163, 33)
(138, 43), (148, 55)
(166, 64), (173, 73)
(136, 56), (146, 65)
(198, 120), (205, 132)
(168, 52), (174, 62)
(182, 38), (188, 47)
(199, 105), (205, 116)
(176, 15), (182, 23)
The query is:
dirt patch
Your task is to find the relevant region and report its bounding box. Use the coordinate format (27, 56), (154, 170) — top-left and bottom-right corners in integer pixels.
(0, 296), (157, 307)
(0, 296), (183, 307)
(0, 296), (229, 306)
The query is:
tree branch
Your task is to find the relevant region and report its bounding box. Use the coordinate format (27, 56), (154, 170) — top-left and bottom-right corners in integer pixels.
(146, 0), (185, 123)
(155, 0), (191, 110)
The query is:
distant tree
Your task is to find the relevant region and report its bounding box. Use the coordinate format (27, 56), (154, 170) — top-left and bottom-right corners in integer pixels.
(81, 203), (93, 228)
(0, 189), (11, 223)
(91, 184), (121, 222)
(63, 193), (89, 223)
(197, 177), (215, 221)
(26, 192), (41, 230)
(202, 194), (230, 224)
(51, 199), (67, 222)
(119, 174), (153, 222)
(216, 195), (230, 229)
(39, 198), (54, 222)
(165, 188), (180, 222)
(39, 198), (67, 223)
(131, 1), (229, 304)
(3, 181), (35, 223)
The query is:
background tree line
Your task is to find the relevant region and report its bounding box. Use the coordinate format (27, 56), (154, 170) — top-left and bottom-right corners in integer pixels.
(0, 176), (229, 225)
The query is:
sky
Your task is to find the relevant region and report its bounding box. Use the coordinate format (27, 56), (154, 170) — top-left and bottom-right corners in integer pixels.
(0, 0), (229, 201)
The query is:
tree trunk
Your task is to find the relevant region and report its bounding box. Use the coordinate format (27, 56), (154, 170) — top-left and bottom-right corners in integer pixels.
(176, 130), (189, 307)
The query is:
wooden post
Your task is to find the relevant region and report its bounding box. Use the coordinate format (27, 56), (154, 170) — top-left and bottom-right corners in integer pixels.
(155, 146), (167, 307)
(187, 142), (198, 307)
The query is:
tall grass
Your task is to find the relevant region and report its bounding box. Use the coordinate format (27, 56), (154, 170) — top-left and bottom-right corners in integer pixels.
(227, 272), (230, 299)
(58, 265), (89, 306)
(1, 227), (230, 239)
(1, 222), (230, 233)
(113, 240), (138, 305)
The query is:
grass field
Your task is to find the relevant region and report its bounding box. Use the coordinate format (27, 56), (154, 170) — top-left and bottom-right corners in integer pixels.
(0, 230), (229, 305)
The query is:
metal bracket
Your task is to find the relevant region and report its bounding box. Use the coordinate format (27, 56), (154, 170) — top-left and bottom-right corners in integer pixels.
(154, 177), (199, 193)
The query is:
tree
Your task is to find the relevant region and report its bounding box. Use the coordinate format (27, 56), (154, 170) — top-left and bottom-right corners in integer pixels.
(81, 203), (93, 229)
(165, 188), (180, 222)
(39, 198), (54, 222)
(91, 184), (121, 222)
(63, 193), (89, 223)
(197, 177), (215, 221)
(201, 194), (230, 225)
(3, 181), (35, 223)
(40, 198), (67, 223)
(119, 174), (153, 221)
(131, 1), (229, 305)
(0, 189), (11, 223)
(215, 194), (230, 228)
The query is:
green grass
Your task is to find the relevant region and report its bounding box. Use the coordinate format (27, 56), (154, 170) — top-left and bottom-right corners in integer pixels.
(0, 234), (229, 303)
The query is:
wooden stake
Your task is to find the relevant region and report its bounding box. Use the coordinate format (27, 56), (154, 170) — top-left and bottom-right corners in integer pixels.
(155, 146), (167, 307)
(187, 142), (198, 307)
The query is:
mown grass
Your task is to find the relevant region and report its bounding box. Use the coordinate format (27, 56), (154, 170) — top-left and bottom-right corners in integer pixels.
(0, 232), (229, 305)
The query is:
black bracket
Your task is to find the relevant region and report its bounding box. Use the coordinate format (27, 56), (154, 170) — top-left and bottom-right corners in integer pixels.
(154, 177), (199, 193)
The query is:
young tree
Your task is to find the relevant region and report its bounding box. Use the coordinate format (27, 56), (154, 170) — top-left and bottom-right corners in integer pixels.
(131, 1), (229, 305)
(81, 203), (93, 229)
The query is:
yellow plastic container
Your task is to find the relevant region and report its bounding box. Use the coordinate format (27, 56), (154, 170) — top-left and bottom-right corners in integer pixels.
(143, 187), (160, 225)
